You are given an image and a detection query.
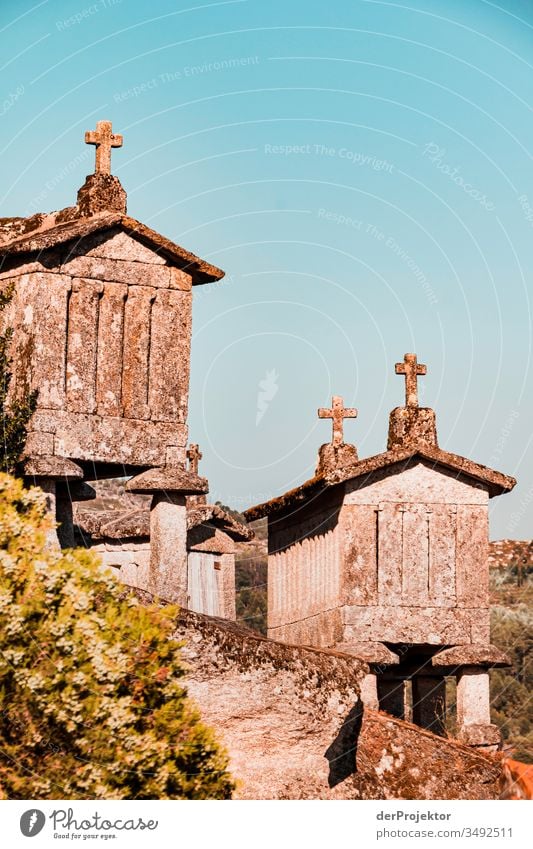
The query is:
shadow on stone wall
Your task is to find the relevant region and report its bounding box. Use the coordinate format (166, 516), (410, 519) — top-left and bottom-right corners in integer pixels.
(325, 701), (363, 787)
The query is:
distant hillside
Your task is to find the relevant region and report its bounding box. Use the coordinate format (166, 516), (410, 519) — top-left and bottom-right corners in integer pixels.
(489, 539), (533, 570)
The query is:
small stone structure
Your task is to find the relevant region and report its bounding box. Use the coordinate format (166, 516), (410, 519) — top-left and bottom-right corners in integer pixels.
(75, 495), (252, 620)
(0, 120), (225, 603)
(246, 355), (516, 749)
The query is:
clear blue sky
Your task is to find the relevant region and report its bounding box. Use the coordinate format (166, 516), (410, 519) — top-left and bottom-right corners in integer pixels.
(1, 0), (532, 539)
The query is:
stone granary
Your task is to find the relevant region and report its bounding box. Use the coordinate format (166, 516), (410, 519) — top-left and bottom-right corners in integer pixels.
(0, 120), (224, 603)
(245, 355), (516, 749)
(75, 497), (251, 620)
(74, 441), (252, 619)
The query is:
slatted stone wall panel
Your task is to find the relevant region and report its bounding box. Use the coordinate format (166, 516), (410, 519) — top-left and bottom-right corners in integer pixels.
(377, 502), (404, 604)
(149, 289), (187, 422)
(268, 527), (340, 628)
(401, 503), (430, 603)
(456, 505), (489, 607)
(122, 286), (155, 420)
(66, 278), (103, 412)
(428, 505), (457, 606)
(96, 281), (127, 417)
(342, 505), (378, 605)
(12, 273), (71, 410)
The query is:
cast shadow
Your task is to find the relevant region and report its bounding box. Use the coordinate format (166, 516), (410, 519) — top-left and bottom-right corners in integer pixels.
(324, 701), (363, 788)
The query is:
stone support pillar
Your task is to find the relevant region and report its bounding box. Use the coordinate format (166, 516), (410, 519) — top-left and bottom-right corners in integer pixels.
(149, 493), (188, 603)
(457, 667), (490, 726)
(39, 478), (60, 551)
(360, 673), (379, 710)
(56, 493), (75, 548)
(377, 677), (406, 719)
(456, 666), (501, 751)
(24, 456), (86, 552)
(412, 675), (446, 736)
(126, 464), (209, 606)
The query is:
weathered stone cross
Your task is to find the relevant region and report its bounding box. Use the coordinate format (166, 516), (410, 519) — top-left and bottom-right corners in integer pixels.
(318, 396), (357, 447)
(85, 120), (123, 175)
(395, 353), (427, 407)
(187, 443), (203, 474)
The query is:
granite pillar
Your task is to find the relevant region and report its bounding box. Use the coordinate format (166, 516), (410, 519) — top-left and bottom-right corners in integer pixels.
(149, 492), (188, 604)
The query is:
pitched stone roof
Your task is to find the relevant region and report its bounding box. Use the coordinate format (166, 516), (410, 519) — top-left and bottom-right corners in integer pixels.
(76, 502), (253, 543)
(0, 211), (223, 285)
(245, 444), (517, 521)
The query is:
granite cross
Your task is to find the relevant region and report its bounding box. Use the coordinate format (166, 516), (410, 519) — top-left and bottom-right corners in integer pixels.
(187, 443), (203, 474)
(395, 353), (427, 407)
(318, 396), (357, 447)
(85, 120), (123, 175)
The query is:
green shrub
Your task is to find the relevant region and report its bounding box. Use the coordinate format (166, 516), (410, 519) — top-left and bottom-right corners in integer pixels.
(0, 474), (234, 799)
(0, 284), (37, 473)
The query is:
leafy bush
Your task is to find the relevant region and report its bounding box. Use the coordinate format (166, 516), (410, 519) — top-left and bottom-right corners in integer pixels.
(490, 580), (533, 763)
(0, 474), (234, 799)
(0, 284), (37, 473)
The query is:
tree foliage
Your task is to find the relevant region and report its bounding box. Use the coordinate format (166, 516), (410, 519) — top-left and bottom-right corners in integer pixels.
(0, 474), (234, 799)
(490, 565), (533, 763)
(0, 285), (37, 473)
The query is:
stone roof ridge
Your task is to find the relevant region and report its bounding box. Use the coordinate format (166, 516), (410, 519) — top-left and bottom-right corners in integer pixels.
(0, 211), (224, 284)
(326, 443), (517, 493)
(245, 442), (517, 521)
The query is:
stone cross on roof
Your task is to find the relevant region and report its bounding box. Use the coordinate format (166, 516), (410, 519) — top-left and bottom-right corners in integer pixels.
(318, 396), (357, 447)
(395, 353), (427, 407)
(187, 443), (203, 475)
(85, 120), (123, 175)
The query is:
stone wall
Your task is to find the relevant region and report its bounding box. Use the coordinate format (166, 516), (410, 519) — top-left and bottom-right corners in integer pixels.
(175, 608), (504, 799)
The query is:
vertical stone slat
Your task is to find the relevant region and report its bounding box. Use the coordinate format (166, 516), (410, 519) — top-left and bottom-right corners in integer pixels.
(343, 504), (378, 605)
(456, 505), (489, 607)
(289, 543), (298, 623)
(122, 286), (155, 420)
(377, 502), (403, 603)
(311, 534), (317, 609)
(17, 273), (71, 410)
(96, 281), (127, 417)
(66, 278), (103, 413)
(429, 505), (456, 606)
(402, 503), (429, 604)
(149, 289), (187, 422)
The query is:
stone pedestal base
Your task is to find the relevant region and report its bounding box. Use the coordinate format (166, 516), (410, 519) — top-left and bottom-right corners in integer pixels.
(457, 724), (501, 752)
(316, 442), (358, 476)
(412, 675), (446, 736)
(387, 406), (438, 450)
